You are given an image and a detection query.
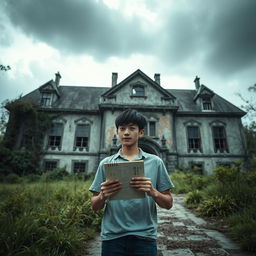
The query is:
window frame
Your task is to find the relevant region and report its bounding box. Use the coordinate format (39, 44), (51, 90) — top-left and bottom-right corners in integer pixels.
(40, 92), (52, 107)
(47, 122), (64, 150)
(73, 123), (91, 151)
(72, 160), (88, 173)
(43, 159), (59, 171)
(184, 120), (202, 153)
(187, 126), (202, 153)
(212, 125), (229, 153)
(73, 117), (93, 152)
(144, 119), (157, 137)
(130, 83), (147, 98)
(189, 161), (204, 175)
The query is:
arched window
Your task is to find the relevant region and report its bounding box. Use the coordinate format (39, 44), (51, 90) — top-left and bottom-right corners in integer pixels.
(48, 122), (64, 150)
(184, 120), (202, 153)
(209, 120), (229, 153)
(74, 117), (92, 151)
(212, 126), (228, 153)
(74, 124), (90, 150)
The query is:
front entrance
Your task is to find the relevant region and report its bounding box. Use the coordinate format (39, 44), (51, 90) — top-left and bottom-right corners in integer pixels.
(139, 137), (160, 156)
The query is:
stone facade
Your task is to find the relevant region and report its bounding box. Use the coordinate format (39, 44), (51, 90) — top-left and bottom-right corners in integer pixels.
(18, 70), (246, 174)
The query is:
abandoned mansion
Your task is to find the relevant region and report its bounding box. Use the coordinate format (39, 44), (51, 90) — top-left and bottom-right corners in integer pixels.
(16, 69), (246, 174)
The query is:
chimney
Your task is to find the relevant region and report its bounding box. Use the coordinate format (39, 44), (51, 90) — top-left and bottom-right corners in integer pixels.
(194, 76), (200, 90)
(55, 72), (61, 86)
(154, 73), (160, 85)
(112, 72), (118, 87)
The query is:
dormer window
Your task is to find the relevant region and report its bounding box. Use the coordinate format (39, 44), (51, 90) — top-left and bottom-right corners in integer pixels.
(41, 92), (52, 107)
(132, 85), (145, 97)
(202, 97), (212, 110)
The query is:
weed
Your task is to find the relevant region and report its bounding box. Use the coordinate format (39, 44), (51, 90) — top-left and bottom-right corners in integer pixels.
(185, 190), (204, 208)
(197, 195), (237, 217)
(0, 180), (102, 255)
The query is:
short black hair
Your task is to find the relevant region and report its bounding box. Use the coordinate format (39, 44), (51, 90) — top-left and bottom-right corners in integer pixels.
(115, 109), (147, 130)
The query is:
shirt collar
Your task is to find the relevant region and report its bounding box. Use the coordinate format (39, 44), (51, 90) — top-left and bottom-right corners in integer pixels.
(113, 148), (148, 160)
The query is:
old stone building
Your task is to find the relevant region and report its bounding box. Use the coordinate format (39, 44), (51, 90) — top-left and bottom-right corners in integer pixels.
(21, 69), (246, 174)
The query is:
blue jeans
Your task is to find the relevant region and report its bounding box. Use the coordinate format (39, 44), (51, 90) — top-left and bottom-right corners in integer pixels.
(101, 235), (157, 256)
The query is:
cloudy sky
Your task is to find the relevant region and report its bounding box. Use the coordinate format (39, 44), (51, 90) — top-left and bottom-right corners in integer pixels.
(0, 0), (255, 118)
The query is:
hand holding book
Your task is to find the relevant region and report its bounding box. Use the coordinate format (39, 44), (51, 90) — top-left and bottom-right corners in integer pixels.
(100, 179), (122, 200)
(104, 160), (145, 200)
(130, 176), (155, 197)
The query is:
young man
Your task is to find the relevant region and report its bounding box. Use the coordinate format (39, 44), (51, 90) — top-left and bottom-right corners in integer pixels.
(89, 109), (174, 256)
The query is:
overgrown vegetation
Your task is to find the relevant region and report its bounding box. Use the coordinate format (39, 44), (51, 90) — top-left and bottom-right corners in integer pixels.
(0, 99), (54, 175)
(171, 164), (256, 252)
(0, 175), (102, 256)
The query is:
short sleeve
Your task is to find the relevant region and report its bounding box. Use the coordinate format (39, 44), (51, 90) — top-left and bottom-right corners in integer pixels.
(89, 160), (106, 193)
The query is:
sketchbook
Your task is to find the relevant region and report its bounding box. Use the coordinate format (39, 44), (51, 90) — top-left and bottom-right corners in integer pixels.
(104, 160), (145, 200)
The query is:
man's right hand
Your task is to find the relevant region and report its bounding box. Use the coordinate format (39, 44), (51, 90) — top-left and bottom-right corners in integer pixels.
(100, 179), (122, 200)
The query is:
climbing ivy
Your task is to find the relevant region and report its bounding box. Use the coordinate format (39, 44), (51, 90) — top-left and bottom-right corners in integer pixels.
(0, 99), (55, 175)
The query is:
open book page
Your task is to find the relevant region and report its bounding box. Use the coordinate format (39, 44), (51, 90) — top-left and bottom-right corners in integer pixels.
(104, 160), (145, 200)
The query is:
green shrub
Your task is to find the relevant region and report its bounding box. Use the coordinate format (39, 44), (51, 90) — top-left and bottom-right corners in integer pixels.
(4, 173), (23, 184)
(1, 191), (30, 217)
(171, 170), (211, 194)
(227, 207), (256, 251)
(245, 170), (256, 186)
(191, 175), (208, 190)
(214, 165), (239, 184)
(185, 190), (204, 208)
(170, 171), (193, 194)
(41, 168), (69, 182)
(24, 173), (41, 183)
(230, 221), (256, 252)
(197, 195), (237, 217)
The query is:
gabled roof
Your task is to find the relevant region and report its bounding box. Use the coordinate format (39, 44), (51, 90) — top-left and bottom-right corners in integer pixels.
(102, 69), (176, 100)
(23, 86), (108, 112)
(170, 89), (245, 116)
(20, 70), (246, 117)
(39, 79), (60, 97)
(193, 84), (215, 101)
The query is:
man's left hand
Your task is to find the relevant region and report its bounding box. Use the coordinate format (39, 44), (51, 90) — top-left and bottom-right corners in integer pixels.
(130, 177), (157, 197)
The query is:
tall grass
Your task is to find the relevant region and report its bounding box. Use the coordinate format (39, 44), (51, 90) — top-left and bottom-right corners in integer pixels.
(0, 178), (102, 256)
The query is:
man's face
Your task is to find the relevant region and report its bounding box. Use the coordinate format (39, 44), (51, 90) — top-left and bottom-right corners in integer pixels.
(116, 123), (144, 147)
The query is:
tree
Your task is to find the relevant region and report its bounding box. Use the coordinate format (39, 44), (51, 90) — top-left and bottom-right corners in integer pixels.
(239, 84), (256, 170)
(0, 99), (53, 175)
(0, 64), (11, 71)
(0, 100), (9, 141)
(239, 84), (256, 124)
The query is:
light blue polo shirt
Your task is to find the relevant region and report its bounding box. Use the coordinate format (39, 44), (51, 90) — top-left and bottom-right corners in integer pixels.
(89, 149), (174, 241)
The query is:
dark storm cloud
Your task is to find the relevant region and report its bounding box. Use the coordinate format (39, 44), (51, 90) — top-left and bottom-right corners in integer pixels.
(160, 0), (256, 75)
(2, 0), (153, 59)
(1, 0), (256, 76)
(206, 0), (256, 74)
